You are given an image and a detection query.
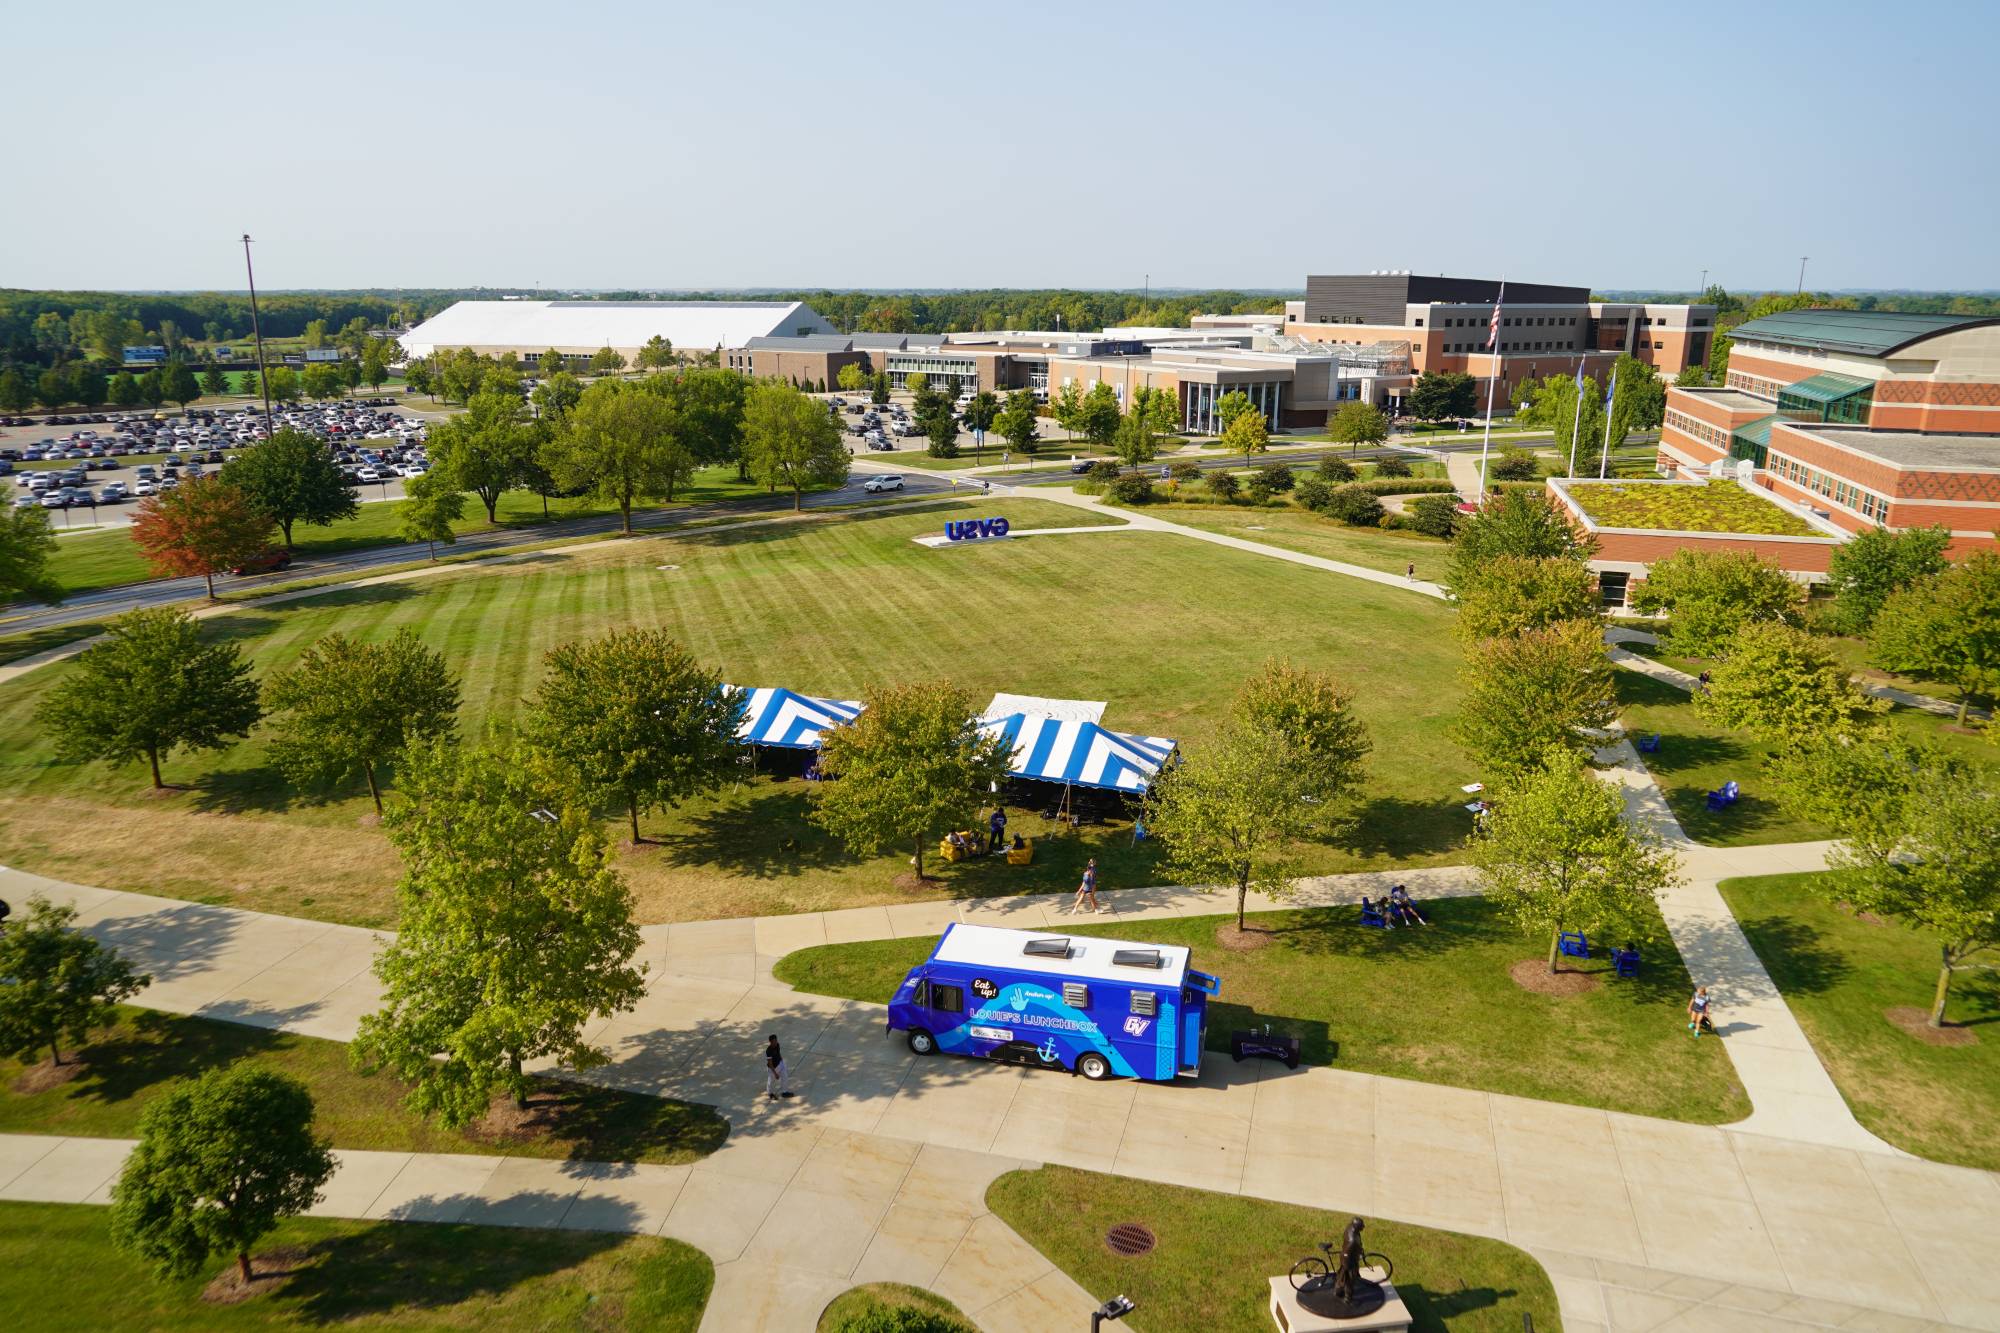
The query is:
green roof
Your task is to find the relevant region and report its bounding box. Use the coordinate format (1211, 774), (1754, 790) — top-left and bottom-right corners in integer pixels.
(1732, 413), (1777, 448)
(1727, 309), (2000, 358)
(1777, 372), (1872, 405)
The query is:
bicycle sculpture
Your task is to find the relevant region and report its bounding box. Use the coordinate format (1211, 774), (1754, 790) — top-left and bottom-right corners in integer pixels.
(1289, 1216), (1394, 1319)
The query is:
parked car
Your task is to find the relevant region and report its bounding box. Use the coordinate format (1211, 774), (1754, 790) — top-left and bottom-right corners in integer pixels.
(863, 474), (905, 493)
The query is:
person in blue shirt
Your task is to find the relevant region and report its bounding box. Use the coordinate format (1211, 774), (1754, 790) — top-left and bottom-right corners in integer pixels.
(989, 806), (1007, 855)
(1073, 858), (1103, 914)
(1687, 986), (1714, 1036)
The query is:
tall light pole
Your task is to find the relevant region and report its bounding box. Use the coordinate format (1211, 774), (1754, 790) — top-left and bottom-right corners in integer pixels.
(1797, 256), (1809, 295)
(241, 234), (274, 434)
(1699, 269), (1708, 299)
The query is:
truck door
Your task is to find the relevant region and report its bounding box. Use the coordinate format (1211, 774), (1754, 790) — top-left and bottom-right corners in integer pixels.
(1180, 970), (1220, 1075)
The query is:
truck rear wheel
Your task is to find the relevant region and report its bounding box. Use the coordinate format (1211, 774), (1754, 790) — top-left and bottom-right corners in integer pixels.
(1077, 1051), (1111, 1081)
(906, 1028), (936, 1055)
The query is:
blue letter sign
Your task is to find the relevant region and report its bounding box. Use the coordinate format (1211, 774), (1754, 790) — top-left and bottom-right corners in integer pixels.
(944, 517), (1012, 542)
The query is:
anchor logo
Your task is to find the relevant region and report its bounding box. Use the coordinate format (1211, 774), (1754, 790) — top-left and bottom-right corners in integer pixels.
(1038, 1036), (1059, 1063)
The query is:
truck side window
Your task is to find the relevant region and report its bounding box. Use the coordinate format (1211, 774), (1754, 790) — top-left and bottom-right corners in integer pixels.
(929, 984), (965, 1014)
(1130, 990), (1156, 1017)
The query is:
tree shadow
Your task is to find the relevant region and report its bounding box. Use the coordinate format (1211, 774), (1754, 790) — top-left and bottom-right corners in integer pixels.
(654, 786), (854, 879)
(277, 1207), (636, 1321)
(85, 901), (246, 983)
(59, 1008), (289, 1106)
(1728, 914), (1856, 998)
(1338, 796), (1467, 861)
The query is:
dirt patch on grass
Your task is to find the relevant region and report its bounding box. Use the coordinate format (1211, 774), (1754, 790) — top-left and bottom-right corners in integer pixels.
(1835, 902), (1889, 927)
(200, 1247), (314, 1304)
(890, 872), (941, 893)
(1509, 959), (1600, 997)
(1886, 1006), (1979, 1047)
(1213, 923), (1272, 952)
(465, 1090), (574, 1147)
(12, 1055), (87, 1094)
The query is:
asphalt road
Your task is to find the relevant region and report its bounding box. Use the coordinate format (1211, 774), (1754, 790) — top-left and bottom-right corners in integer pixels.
(4, 471), (956, 636)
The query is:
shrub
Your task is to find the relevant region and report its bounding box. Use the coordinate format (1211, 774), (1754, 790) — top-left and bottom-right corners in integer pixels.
(1372, 455), (1412, 479)
(1322, 485), (1386, 527)
(1489, 447), (1540, 482)
(1253, 461), (1295, 493)
(1244, 477), (1274, 503)
(1316, 456), (1357, 483)
(1405, 493), (1461, 538)
(1206, 469), (1241, 501)
(1350, 478), (1456, 497)
(1168, 459), (1201, 482)
(1086, 459), (1120, 484)
(1294, 477), (1333, 512)
(1106, 472), (1155, 504)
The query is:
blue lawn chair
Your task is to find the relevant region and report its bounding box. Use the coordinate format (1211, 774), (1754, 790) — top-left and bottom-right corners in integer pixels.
(1612, 947), (1641, 978)
(1558, 931), (1590, 959)
(1359, 899), (1390, 930)
(1706, 780), (1740, 812)
(1637, 734), (1661, 754)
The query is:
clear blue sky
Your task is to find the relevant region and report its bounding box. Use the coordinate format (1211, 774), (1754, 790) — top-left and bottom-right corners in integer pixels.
(8, 0), (1996, 293)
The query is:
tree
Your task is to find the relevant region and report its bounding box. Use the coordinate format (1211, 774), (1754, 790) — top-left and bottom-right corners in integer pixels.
(129, 475), (277, 599)
(1143, 384), (1180, 435)
(222, 428), (358, 549)
(199, 362), (229, 397)
(1320, 485), (1384, 526)
(870, 371), (890, 405)
(995, 389), (1040, 455)
(663, 367), (747, 471)
(1455, 620), (1618, 776)
(526, 628), (742, 844)
(1051, 380), (1083, 442)
(1488, 447), (1540, 482)
(237, 368), (260, 401)
(531, 370), (583, 425)
(918, 385), (960, 458)
(302, 318), (329, 349)
(1078, 382), (1121, 447)
(1469, 748), (1679, 973)
(635, 334), (675, 370)
(1515, 372), (1604, 471)
(1443, 488), (1595, 599)
(1872, 553), (2000, 722)
(1205, 469), (1240, 501)
(1696, 621), (1884, 747)
(1407, 371), (1475, 423)
(742, 380), (849, 510)
(1234, 659), (1372, 812)
(1675, 366), (1710, 387)
(110, 1067), (334, 1285)
(264, 630), (460, 813)
(1214, 390), (1254, 435)
(400, 471), (465, 561)
(539, 380), (687, 531)
(0, 367), (33, 413)
(588, 346), (627, 376)
(428, 388), (539, 523)
(403, 357), (433, 398)
(352, 737), (646, 1125)
(836, 363), (866, 392)
(903, 371), (929, 399)
(1327, 401), (1388, 453)
(810, 680), (1011, 881)
(1406, 493), (1461, 539)
(1454, 555), (1599, 642)
(1372, 454), (1412, 479)
(1629, 548), (1804, 656)
(265, 366), (301, 404)
(300, 362), (342, 401)
(1605, 355), (1665, 447)
(136, 369), (165, 407)
(0, 895), (148, 1066)
(1825, 524), (1952, 634)
(1316, 456), (1356, 483)
(539, 348), (566, 378)
(1113, 405), (1161, 466)
(35, 607), (261, 789)
(963, 390), (1001, 440)
(152, 359), (195, 410)
(1220, 409), (1268, 454)
(1, 504), (63, 605)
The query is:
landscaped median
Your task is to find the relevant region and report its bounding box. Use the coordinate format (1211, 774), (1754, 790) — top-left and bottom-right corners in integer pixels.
(0, 1200), (713, 1331)
(986, 1164), (1558, 1333)
(1720, 872), (2000, 1170)
(775, 901), (1748, 1123)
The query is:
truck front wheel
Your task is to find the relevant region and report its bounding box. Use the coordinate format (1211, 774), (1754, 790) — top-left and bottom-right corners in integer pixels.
(907, 1028), (936, 1055)
(1077, 1051), (1111, 1081)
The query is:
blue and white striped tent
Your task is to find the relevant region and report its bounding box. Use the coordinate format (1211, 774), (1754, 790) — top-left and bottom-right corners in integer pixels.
(976, 713), (1178, 794)
(729, 687), (864, 750)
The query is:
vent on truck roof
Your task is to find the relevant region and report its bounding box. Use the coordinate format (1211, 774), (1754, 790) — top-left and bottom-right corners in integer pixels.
(1112, 948), (1165, 969)
(1022, 937), (1072, 959)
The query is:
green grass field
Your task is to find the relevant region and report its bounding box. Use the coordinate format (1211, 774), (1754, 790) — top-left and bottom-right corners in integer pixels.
(29, 465), (812, 602)
(0, 1202), (711, 1331)
(817, 1283), (975, 1331)
(775, 899), (1748, 1123)
(987, 1166), (1557, 1333)
(1720, 873), (2000, 1169)
(0, 498), (1471, 926)
(1145, 506), (1454, 582)
(0, 1006), (726, 1165)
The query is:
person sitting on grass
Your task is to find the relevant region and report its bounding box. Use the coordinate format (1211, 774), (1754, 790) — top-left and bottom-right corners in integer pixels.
(1388, 884), (1429, 927)
(1360, 895), (1394, 928)
(947, 830), (970, 857)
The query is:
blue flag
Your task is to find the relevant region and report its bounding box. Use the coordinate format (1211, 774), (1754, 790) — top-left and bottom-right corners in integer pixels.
(1604, 369), (1618, 409)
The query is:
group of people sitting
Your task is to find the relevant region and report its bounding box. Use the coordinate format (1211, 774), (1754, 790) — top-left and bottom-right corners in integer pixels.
(1362, 885), (1430, 928)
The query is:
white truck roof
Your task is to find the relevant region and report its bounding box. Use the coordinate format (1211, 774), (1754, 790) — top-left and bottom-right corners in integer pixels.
(932, 922), (1190, 989)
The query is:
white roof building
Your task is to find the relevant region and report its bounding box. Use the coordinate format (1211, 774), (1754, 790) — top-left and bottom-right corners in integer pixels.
(400, 299), (837, 360)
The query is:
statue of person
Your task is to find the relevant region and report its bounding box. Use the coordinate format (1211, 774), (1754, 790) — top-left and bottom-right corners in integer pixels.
(1331, 1216), (1367, 1303)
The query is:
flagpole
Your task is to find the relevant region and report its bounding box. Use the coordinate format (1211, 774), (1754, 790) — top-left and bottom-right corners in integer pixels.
(1566, 366), (1585, 477)
(1477, 277), (1503, 499)
(1598, 370), (1618, 479)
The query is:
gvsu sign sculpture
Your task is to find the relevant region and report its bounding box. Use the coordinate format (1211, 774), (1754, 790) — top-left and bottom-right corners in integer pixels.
(944, 517), (1011, 542)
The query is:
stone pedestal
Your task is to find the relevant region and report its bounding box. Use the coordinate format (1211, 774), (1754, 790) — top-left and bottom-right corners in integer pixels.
(1268, 1269), (1411, 1333)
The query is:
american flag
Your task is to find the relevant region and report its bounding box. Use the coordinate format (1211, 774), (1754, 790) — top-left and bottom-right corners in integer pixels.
(1487, 282), (1505, 349)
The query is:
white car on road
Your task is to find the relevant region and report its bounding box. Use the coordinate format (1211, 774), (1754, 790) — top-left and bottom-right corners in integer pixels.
(863, 474), (904, 493)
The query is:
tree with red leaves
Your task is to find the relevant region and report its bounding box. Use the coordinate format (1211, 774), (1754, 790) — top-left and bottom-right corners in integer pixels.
(129, 476), (276, 600)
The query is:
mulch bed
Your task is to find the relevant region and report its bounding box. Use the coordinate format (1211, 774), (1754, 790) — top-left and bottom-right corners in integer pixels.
(12, 1056), (87, 1095)
(200, 1247), (314, 1305)
(891, 872), (940, 894)
(465, 1090), (572, 1147)
(1885, 1006), (1978, 1047)
(1508, 959), (1600, 997)
(1213, 923), (1272, 952)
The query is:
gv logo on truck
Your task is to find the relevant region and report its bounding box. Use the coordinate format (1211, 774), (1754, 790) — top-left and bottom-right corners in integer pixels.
(944, 517), (1010, 542)
(1123, 1017), (1152, 1037)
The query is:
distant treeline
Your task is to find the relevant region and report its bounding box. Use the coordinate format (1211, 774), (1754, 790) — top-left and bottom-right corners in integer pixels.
(1599, 288), (2000, 320)
(591, 288), (1294, 334)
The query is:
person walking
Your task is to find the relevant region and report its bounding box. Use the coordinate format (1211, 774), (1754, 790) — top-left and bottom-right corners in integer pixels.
(1686, 986), (1714, 1037)
(1406, 562), (1416, 582)
(1073, 857), (1104, 914)
(765, 1033), (793, 1099)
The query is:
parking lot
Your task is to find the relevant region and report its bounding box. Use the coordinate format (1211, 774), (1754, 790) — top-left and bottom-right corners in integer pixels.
(2, 398), (434, 528)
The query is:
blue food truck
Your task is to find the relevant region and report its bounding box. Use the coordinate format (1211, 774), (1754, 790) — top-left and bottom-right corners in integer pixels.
(886, 923), (1220, 1081)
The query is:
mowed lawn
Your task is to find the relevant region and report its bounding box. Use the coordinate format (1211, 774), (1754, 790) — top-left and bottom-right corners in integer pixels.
(0, 499), (1468, 926)
(776, 899), (1749, 1123)
(987, 1165), (1557, 1333)
(1721, 873), (2000, 1169)
(25, 464), (821, 603)
(0, 1202), (712, 1331)
(1147, 505), (1454, 582)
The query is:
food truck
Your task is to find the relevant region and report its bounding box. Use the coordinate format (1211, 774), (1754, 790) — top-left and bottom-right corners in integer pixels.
(886, 923), (1219, 1081)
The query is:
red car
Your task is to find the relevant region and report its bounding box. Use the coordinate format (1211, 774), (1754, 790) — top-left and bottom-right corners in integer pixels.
(230, 548), (293, 577)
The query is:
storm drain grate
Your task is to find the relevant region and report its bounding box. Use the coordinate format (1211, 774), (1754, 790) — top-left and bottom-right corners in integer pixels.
(1104, 1223), (1157, 1257)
